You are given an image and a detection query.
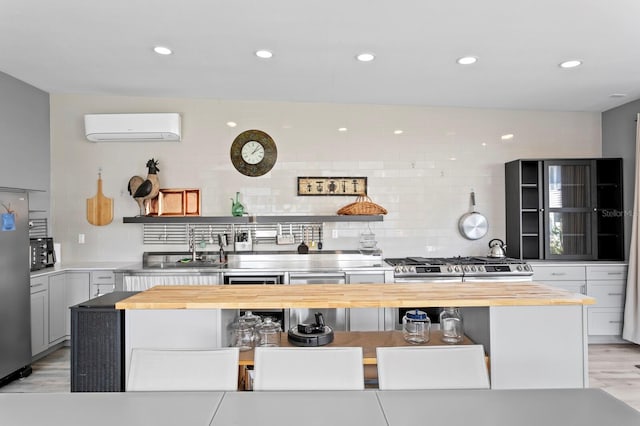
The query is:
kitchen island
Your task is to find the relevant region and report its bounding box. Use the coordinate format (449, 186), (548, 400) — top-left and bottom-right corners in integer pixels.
(116, 282), (594, 390)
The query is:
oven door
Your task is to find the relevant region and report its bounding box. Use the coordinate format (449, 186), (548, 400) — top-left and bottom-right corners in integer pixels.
(226, 274), (287, 330)
(386, 275), (462, 330)
(289, 273), (347, 331)
(224, 275), (283, 285)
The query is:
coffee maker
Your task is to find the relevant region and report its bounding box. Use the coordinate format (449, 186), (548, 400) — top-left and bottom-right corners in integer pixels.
(29, 237), (55, 271)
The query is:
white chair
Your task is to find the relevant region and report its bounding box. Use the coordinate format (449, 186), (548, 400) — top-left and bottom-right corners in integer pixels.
(127, 348), (240, 391)
(376, 345), (490, 390)
(253, 346), (364, 390)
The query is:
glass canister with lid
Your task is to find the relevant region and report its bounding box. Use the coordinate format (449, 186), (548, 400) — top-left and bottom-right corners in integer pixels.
(255, 316), (281, 347)
(231, 319), (256, 351)
(231, 311), (262, 351)
(402, 309), (431, 344)
(440, 307), (464, 343)
(238, 311), (262, 330)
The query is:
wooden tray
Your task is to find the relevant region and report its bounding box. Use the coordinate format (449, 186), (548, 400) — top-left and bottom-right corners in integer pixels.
(147, 188), (201, 216)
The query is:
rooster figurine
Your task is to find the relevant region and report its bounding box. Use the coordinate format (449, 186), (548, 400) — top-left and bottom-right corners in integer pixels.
(128, 158), (160, 216)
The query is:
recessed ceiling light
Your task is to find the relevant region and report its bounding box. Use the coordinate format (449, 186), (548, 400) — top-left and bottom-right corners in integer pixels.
(449, 157), (457, 161)
(501, 134), (515, 141)
(338, 127), (348, 132)
(610, 93), (627, 98)
(226, 121), (237, 128)
(356, 53), (375, 62)
(255, 50), (273, 59)
(394, 130), (403, 135)
(559, 60), (582, 69)
(153, 46), (172, 55)
(481, 142), (487, 147)
(456, 56), (478, 65)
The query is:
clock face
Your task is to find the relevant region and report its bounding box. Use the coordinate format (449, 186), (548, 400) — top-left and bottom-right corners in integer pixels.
(241, 140), (265, 165)
(230, 130), (277, 177)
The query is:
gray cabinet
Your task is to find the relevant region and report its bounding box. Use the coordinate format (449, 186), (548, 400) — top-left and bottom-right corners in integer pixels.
(65, 272), (91, 336)
(531, 264), (586, 294)
(531, 262), (627, 341)
(506, 158), (623, 260)
(586, 265), (627, 338)
(29, 276), (49, 356)
(29, 270), (93, 357)
(48, 273), (67, 343)
(90, 270), (116, 298)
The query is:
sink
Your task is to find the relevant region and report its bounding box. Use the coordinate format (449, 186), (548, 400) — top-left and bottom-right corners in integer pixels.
(173, 259), (221, 268)
(143, 251), (223, 269)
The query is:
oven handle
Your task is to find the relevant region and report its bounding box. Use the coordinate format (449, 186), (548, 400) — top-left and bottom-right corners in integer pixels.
(463, 276), (533, 283)
(394, 277), (463, 283)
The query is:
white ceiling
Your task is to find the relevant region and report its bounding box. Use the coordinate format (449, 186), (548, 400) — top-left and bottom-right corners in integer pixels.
(2, 0), (640, 112)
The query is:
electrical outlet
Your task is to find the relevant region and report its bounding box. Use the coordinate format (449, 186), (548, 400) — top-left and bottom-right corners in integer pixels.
(78, 233), (85, 244)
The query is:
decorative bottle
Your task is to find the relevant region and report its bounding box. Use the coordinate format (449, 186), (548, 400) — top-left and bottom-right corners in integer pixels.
(440, 307), (463, 343)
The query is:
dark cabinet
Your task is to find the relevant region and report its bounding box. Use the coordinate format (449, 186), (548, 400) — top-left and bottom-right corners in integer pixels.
(505, 158), (623, 261)
(70, 292), (139, 392)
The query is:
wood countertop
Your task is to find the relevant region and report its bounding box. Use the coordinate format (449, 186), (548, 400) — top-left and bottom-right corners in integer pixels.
(114, 282), (595, 309)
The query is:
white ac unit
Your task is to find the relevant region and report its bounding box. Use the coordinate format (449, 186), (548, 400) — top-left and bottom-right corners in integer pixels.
(84, 113), (181, 142)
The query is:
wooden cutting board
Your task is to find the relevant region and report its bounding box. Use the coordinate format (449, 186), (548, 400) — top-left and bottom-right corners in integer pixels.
(86, 173), (113, 226)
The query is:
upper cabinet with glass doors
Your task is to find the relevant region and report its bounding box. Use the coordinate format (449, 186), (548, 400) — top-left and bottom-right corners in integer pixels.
(505, 158), (623, 261)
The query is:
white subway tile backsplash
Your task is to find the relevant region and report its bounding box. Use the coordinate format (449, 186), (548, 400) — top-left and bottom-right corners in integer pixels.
(51, 95), (601, 261)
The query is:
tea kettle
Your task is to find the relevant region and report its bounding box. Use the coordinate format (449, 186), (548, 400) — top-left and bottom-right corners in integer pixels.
(487, 238), (507, 258)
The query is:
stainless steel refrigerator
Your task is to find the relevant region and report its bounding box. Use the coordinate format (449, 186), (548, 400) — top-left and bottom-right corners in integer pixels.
(0, 190), (32, 384)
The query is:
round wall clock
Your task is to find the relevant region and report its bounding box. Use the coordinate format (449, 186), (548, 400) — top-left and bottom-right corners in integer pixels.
(230, 129), (278, 177)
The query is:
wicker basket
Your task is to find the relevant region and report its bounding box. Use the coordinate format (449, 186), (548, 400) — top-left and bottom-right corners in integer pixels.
(337, 195), (387, 215)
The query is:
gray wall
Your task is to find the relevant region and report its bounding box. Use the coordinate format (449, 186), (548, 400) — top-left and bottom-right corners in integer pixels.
(602, 100), (640, 260)
(0, 71), (50, 213)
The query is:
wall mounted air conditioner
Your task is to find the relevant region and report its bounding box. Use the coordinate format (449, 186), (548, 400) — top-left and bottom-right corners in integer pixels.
(84, 113), (181, 142)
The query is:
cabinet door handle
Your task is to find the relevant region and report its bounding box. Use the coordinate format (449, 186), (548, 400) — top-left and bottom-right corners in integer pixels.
(551, 272), (566, 276)
(30, 283), (45, 288)
(607, 272), (623, 276)
(607, 292), (623, 296)
(609, 320), (623, 324)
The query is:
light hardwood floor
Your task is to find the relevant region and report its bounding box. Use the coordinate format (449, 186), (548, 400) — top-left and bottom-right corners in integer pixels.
(2, 344), (640, 411)
(588, 344), (640, 411)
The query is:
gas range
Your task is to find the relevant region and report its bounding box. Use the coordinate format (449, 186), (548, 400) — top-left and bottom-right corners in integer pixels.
(384, 256), (533, 282)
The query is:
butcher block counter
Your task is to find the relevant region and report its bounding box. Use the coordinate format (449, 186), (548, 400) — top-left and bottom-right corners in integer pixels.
(115, 282), (594, 309)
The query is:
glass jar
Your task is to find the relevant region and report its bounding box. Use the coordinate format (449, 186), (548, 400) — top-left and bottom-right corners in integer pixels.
(255, 317), (281, 347)
(402, 309), (430, 344)
(239, 311), (262, 329)
(231, 319), (255, 351)
(440, 307), (464, 344)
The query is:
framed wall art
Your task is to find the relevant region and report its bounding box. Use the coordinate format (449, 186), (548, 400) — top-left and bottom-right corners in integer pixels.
(297, 177), (367, 196)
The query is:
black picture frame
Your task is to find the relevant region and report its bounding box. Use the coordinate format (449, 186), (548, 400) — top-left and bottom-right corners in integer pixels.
(297, 177), (367, 196)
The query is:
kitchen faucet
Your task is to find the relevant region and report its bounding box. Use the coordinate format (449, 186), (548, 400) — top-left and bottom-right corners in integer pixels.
(188, 226), (198, 261)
